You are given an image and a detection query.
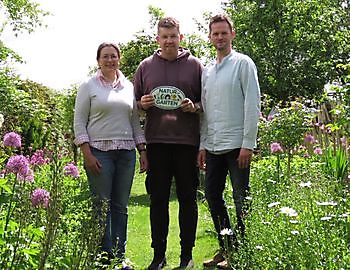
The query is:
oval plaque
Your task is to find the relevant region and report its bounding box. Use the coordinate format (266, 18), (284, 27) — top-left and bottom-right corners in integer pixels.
(151, 86), (185, 110)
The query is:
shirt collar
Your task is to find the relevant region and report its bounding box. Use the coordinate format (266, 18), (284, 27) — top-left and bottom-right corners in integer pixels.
(97, 69), (123, 89)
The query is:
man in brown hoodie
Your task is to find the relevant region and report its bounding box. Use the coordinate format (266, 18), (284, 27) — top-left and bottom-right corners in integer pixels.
(134, 17), (203, 270)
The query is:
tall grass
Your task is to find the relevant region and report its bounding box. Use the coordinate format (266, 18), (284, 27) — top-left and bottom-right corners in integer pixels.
(225, 155), (350, 269)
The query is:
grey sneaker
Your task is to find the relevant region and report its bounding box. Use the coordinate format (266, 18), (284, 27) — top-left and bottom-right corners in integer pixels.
(179, 258), (194, 269)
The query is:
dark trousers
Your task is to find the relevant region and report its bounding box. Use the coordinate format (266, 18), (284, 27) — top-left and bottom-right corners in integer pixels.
(205, 149), (250, 249)
(146, 143), (199, 256)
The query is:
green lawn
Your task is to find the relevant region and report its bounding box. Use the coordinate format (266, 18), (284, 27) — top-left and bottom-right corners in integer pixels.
(126, 171), (218, 269)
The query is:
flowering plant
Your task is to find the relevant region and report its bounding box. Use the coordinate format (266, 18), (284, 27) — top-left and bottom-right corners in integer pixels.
(3, 132), (22, 148)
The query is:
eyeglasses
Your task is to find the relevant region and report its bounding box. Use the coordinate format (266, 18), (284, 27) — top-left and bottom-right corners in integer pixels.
(101, 54), (119, 60)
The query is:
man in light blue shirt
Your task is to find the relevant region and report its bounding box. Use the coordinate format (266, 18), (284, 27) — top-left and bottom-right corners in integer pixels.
(198, 14), (260, 269)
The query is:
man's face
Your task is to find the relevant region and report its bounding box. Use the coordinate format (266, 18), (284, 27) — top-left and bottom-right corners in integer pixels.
(209, 21), (235, 52)
(156, 27), (182, 55)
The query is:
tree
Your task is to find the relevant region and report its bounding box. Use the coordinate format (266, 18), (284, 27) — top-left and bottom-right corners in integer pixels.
(119, 5), (209, 80)
(224, 0), (350, 101)
(0, 0), (48, 35)
(0, 0), (48, 64)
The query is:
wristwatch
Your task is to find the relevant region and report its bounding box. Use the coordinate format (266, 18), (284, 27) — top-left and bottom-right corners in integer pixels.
(137, 145), (146, 153)
(194, 103), (201, 113)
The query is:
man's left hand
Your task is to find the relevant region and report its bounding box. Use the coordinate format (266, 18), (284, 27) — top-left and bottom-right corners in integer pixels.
(181, 98), (197, 113)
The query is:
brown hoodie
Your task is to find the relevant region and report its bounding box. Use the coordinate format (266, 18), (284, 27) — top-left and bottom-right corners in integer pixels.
(134, 47), (202, 146)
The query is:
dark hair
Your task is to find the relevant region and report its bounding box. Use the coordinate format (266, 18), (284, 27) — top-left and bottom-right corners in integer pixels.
(157, 17), (180, 34)
(96, 42), (121, 61)
(209, 14), (234, 35)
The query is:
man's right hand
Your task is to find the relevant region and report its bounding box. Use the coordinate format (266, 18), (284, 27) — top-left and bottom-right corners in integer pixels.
(140, 94), (155, 110)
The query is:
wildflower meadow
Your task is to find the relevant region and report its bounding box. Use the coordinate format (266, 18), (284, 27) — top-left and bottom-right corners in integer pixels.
(0, 84), (349, 269)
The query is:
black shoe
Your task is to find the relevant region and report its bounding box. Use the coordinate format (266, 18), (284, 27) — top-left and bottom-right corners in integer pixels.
(147, 256), (166, 270)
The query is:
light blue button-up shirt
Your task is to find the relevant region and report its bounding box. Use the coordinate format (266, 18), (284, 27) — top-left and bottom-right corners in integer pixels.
(200, 50), (261, 152)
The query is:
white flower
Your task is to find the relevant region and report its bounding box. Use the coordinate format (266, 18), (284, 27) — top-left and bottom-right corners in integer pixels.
(339, 212), (349, 218)
(316, 201), (337, 206)
(261, 221), (271, 225)
(291, 230), (299, 235)
(280, 207), (298, 217)
(289, 220), (299, 224)
(255, 245), (263, 250)
(220, 228), (233, 236)
(268, 202), (281, 208)
(320, 216), (332, 221)
(299, 181), (312, 188)
(0, 113), (4, 128)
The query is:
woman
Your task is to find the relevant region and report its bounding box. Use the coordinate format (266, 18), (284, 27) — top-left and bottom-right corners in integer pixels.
(74, 42), (147, 269)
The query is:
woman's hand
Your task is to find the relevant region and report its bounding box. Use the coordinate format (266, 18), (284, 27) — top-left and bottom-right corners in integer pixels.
(80, 143), (102, 175)
(84, 153), (102, 175)
(139, 151), (148, 173)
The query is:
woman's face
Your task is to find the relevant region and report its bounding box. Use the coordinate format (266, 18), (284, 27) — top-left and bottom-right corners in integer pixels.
(97, 46), (119, 73)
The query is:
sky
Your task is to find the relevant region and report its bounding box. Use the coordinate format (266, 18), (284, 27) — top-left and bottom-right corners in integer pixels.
(2, 0), (223, 90)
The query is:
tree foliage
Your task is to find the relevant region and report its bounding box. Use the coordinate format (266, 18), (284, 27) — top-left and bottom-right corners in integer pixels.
(119, 5), (209, 80)
(223, 0), (350, 101)
(0, 0), (48, 34)
(0, 0), (48, 64)
(0, 71), (64, 152)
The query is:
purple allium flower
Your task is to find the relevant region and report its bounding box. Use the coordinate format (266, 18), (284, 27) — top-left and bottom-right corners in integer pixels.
(304, 134), (315, 144)
(17, 168), (34, 183)
(3, 132), (22, 148)
(63, 162), (80, 178)
(31, 188), (50, 208)
(30, 150), (49, 166)
(6, 155), (30, 176)
(314, 147), (323, 155)
(270, 142), (283, 153)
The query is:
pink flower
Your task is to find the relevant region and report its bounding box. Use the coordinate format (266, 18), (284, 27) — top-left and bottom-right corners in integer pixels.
(63, 162), (79, 178)
(304, 134), (315, 144)
(3, 132), (22, 148)
(314, 147), (323, 155)
(267, 114), (274, 121)
(6, 155), (30, 176)
(31, 188), (50, 208)
(30, 150), (50, 166)
(270, 142), (283, 153)
(259, 113), (266, 121)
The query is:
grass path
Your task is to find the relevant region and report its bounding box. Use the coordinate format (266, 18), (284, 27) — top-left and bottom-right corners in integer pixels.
(126, 171), (218, 269)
